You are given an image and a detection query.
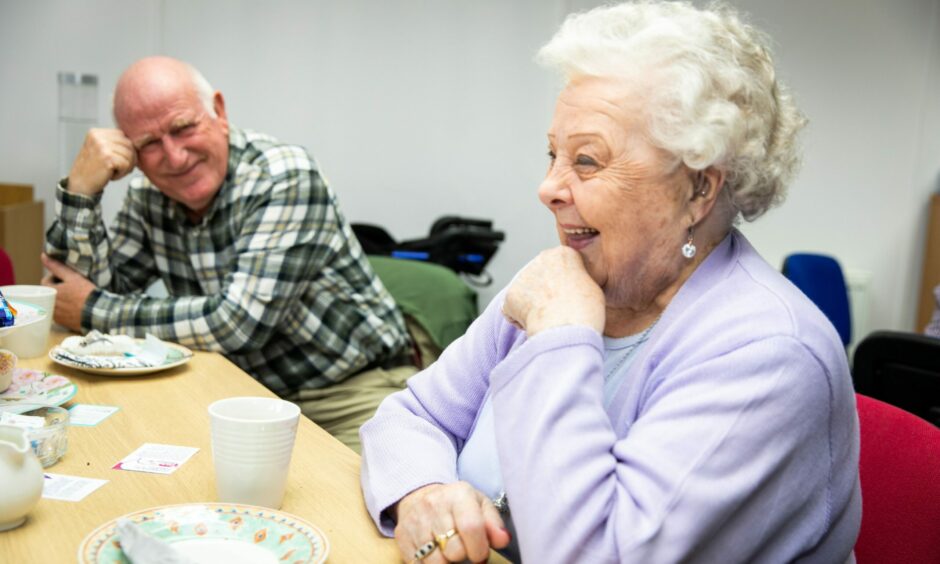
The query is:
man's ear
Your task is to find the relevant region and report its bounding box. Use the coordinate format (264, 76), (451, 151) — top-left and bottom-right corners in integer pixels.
(213, 91), (229, 135)
(689, 166), (726, 225)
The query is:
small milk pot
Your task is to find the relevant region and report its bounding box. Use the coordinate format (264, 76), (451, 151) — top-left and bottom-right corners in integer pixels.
(0, 424), (43, 531)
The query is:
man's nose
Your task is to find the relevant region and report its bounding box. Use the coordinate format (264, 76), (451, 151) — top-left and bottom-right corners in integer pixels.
(161, 137), (188, 168)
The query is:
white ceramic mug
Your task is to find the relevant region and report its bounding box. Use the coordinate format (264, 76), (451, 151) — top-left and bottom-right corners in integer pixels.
(208, 397), (300, 509)
(0, 285), (57, 359)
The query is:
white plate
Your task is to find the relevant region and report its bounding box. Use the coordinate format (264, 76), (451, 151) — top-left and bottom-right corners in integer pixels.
(49, 340), (193, 376)
(0, 300), (46, 337)
(78, 502), (329, 564)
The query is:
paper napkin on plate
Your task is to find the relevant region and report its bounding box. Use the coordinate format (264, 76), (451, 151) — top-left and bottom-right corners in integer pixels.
(136, 334), (170, 366)
(116, 519), (196, 564)
(56, 331), (169, 369)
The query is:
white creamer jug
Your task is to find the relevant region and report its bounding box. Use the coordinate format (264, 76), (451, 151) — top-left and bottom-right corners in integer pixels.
(0, 424), (43, 531)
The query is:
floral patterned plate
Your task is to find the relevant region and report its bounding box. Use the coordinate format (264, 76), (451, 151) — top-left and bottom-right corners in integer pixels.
(78, 503), (329, 564)
(0, 368), (77, 406)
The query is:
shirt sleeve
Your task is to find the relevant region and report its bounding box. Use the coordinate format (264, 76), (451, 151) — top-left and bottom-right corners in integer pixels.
(79, 167), (340, 354)
(44, 181), (159, 294)
(359, 293), (523, 535)
(488, 330), (853, 563)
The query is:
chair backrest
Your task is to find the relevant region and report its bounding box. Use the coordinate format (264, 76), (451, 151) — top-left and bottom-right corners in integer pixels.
(0, 247), (14, 286)
(782, 253), (851, 346)
(852, 330), (940, 427)
(854, 393), (940, 564)
(367, 255), (478, 367)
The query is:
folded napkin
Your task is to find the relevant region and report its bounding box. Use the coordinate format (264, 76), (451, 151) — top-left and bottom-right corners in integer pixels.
(56, 331), (169, 369)
(60, 330), (138, 356)
(117, 519), (197, 564)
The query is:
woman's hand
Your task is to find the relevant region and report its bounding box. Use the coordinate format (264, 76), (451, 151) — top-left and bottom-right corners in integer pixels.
(503, 246), (605, 336)
(394, 482), (510, 563)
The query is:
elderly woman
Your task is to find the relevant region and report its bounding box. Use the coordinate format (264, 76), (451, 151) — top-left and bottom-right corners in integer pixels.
(360, 2), (861, 562)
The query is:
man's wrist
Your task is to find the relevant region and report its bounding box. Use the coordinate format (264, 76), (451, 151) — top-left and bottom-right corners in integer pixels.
(80, 287), (104, 331)
(60, 175), (104, 197)
(56, 178), (103, 209)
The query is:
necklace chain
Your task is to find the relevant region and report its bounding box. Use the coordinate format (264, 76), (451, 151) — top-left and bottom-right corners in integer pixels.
(604, 316), (661, 382)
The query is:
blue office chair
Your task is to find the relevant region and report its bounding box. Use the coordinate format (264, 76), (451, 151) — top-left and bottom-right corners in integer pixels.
(782, 253), (852, 347)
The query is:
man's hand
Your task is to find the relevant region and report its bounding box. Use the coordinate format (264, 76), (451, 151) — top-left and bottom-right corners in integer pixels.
(502, 246), (606, 336)
(67, 128), (137, 196)
(394, 482), (510, 564)
(40, 254), (96, 331)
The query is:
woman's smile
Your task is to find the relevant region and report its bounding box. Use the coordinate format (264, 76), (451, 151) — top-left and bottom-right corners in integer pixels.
(562, 224), (600, 250)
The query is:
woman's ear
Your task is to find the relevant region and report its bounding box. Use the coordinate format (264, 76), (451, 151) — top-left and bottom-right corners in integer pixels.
(689, 166), (725, 224)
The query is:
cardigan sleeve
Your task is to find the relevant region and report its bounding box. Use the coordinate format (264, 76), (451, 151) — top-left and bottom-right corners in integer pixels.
(359, 292), (525, 534)
(489, 330), (853, 563)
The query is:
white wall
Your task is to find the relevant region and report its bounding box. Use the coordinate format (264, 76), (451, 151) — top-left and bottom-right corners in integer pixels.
(728, 0), (940, 340)
(1, 0), (939, 340)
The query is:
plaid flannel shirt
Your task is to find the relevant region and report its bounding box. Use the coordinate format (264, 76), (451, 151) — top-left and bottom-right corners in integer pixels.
(45, 128), (410, 396)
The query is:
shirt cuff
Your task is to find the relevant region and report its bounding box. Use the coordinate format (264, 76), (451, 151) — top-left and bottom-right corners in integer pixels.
(57, 178), (103, 207)
(81, 288), (104, 332)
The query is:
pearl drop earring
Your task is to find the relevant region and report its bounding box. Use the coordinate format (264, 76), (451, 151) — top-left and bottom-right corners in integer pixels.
(682, 226), (696, 259)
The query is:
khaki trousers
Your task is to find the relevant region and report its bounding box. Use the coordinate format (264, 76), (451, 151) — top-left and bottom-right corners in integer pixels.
(288, 363), (417, 454)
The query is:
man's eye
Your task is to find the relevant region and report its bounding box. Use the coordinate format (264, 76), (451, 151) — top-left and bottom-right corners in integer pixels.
(172, 124), (196, 136)
(547, 150), (556, 162)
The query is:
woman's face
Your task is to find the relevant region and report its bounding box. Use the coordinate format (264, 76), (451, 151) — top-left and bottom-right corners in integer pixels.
(539, 76), (694, 317)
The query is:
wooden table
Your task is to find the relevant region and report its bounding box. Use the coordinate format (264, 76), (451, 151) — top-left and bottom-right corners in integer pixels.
(0, 330), (400, 563)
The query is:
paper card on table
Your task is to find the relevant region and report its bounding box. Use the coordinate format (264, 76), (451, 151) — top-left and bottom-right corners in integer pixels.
(68, 404), (120, 426)
(0, 412), (45, 428)
(113, 443), (199, 475)
(42, 473), (108, 502)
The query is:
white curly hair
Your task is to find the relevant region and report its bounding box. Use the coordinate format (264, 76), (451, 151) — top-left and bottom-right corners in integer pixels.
(537, 0), (806, 222)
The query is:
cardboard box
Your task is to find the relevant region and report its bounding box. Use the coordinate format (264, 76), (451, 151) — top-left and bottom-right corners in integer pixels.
(0, 184), (45, 284)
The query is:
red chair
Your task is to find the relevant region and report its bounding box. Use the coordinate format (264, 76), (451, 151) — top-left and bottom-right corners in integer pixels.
(0, 247), (13, 286)
(854, 394), (940, 563)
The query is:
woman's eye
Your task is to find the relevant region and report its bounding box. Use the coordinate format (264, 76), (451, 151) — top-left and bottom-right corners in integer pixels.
(575, 155), (599, 167)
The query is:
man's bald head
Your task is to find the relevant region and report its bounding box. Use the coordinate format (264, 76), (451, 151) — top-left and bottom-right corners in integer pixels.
(113, 57), (215, 129)
(109, 56), (230, 221)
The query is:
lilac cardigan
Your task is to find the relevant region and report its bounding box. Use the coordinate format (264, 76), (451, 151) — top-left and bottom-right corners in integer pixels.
(360, 230), (861, 563)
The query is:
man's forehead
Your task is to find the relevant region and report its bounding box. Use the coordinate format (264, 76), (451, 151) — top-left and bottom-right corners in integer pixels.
(119, 82), (201, 128)
(128, 111), (200, 146)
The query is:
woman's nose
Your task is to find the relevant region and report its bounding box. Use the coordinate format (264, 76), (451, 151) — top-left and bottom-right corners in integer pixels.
(538, 164), (573, 208)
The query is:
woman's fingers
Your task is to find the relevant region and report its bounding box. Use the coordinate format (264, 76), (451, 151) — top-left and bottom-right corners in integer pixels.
(396, 518), (438, 563)
(395, 489), (436, 562)
(504, 246), (606, 335)
(480, 496), (511, 549)
(394, 482), (502, 563)
(448, 489), (492, 562)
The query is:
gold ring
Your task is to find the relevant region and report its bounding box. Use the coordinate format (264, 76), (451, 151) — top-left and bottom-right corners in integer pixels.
(435, 528), (458, 551)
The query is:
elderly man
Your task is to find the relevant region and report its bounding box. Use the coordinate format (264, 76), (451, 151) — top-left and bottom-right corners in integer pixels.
(43, 56), (413, 452)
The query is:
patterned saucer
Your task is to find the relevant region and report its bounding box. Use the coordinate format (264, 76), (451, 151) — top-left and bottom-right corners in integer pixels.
(78, 502), (328, 564)
(0, 368), (77, 406)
